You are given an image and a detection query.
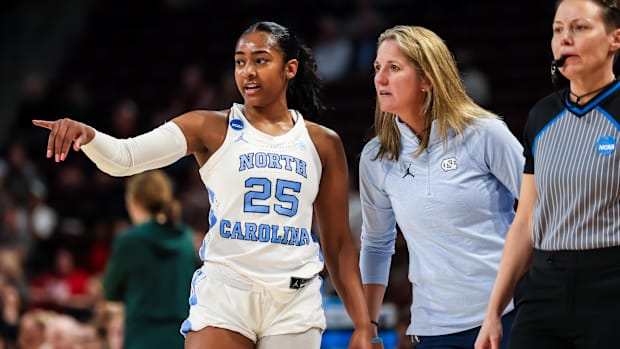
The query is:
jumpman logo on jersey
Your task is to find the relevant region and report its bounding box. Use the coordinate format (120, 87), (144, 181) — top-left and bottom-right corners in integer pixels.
(402, 164), (414, 179)
(235, 132), (248, 143)
(289, 276), (312, 289)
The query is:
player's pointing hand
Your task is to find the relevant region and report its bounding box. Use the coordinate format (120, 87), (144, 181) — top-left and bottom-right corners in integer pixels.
(33, 118), (95, 162)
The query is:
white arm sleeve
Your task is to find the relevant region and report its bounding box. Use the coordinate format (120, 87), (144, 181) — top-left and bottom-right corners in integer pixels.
(80, 121), (188, 177)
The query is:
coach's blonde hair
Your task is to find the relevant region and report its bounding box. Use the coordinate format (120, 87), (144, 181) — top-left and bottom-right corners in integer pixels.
(125, 169), (180, 226)
(373, 25), (499, 160)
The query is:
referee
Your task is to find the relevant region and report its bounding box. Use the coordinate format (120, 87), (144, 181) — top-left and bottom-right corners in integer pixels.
(476, 0), (620, 348)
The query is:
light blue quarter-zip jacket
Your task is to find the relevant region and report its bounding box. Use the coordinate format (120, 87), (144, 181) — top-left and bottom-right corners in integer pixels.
(359, 116), (524, 336)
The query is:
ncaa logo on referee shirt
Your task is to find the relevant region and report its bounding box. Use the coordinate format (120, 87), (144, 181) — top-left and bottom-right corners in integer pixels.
(596, 136), (616, 155)
(230, 119), (244, 130)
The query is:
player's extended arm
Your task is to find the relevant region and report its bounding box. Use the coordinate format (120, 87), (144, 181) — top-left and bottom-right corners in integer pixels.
(33, 118), (187, 176)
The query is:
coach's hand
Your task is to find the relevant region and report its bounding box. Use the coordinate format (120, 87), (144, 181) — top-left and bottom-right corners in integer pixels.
(474, 315), (503, 349)
(33, 118), (95, 162)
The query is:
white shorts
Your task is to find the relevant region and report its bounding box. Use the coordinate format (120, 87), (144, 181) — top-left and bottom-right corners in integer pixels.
(179, 262), (326, 342)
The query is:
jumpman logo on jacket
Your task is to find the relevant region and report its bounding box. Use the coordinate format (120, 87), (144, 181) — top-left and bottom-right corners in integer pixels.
(402, 164), (414, 179)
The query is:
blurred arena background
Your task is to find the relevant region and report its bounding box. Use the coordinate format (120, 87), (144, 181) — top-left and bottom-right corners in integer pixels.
(0, 1), (562, 348)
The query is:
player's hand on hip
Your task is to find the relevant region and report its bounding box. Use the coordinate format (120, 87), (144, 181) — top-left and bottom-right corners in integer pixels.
(32, 118), (95, 162)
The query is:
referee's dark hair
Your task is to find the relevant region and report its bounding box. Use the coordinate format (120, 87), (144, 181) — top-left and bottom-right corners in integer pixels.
(555, 0), (620, 31)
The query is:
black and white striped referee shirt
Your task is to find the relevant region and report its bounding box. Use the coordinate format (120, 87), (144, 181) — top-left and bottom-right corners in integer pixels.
(524, 80), (620, 251)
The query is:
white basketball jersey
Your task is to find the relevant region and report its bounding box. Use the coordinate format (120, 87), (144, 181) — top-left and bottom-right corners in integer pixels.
(197, 103), (324, 292)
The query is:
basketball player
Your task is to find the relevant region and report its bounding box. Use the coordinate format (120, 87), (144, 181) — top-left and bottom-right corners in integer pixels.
(33, 21), (373, 349)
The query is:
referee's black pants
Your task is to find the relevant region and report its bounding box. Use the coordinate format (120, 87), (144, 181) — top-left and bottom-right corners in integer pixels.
(510, 247), (620, 349)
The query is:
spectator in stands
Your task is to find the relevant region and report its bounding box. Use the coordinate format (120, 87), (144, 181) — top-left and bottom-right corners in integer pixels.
(109, 99), (140, 139)
(32, 21), (373, 349)
(102, 169), (195, 349)
(167, 64), (218, 115)
(14, 72), (51, 135)
(476, 1), (620, 348)
(17, 309), (48, 349)
(454, 47), (492, 108)
(313, 15), (354, 83)
(29, 247), (95, 322)
(42, 313), (80, 349)
(74, 322), (105, 349)
(101, 304), (124, 349)
(359, 25), (524, 349)
(214, 68), (242, 109)
(0, 281), (20, 347)
(347, 0), (386, 77)
(56, 80), (92, 124)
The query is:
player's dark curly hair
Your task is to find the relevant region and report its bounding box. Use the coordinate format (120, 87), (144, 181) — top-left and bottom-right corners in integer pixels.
(241, 21), (324, 119)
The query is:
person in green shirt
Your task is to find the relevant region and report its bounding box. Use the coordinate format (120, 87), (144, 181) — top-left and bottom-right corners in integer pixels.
(103, 169), (196, 349)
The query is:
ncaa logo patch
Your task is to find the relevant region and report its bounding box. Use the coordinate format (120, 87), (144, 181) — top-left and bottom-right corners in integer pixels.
(596, 136), (616, 155)
(230, 119), (244, 131)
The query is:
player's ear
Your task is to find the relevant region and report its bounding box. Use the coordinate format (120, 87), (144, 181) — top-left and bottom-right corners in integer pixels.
(285, 59), (298, 80)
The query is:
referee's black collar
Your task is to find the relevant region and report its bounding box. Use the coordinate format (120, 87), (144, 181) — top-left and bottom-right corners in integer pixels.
(564, 79), (620, 116)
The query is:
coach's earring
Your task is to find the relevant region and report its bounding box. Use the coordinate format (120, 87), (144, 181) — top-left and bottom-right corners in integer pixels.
(421, 88), (426, 92)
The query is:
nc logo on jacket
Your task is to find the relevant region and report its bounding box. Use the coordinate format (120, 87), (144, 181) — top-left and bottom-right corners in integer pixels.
(441, 157), (457, 172)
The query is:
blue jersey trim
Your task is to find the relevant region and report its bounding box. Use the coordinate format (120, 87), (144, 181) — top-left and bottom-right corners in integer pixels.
(532, 109), (567, 156)
(596, 106), (620, 132)
(565, 80), (620, 116)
